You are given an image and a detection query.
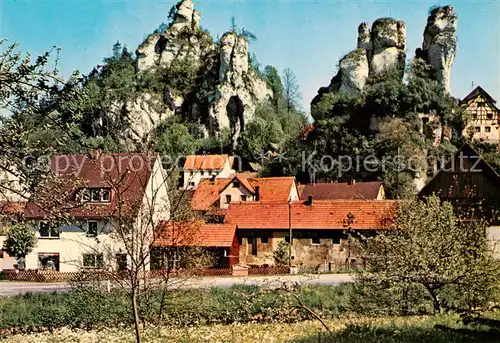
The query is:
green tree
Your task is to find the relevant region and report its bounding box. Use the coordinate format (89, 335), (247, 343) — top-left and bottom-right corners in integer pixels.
(4, 224), (37, 259)
(353, 195), (500, 315)
(154, 117), (198, 160)
(273, 240), (290, 266)
(282, 68), (301, 114)
(263, 65), (284, 112)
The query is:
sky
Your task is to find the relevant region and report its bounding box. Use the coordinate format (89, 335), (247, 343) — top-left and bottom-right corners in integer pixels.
(1, 0), (499, 112)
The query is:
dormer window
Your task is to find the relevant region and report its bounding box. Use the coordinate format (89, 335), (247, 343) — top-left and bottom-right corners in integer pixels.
(80, 188), (112, 203)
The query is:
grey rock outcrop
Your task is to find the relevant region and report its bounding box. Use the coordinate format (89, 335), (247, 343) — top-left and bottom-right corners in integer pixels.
(136, 0), (212, 71)
(312, 17), (406, 107)
(416, 5), (457, 93)
(209, 32), (272, 148)
(110, 93), (174, 146)
(369, 18), (406, 76)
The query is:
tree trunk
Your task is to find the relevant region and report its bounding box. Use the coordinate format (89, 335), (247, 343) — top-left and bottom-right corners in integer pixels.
(131, 288), (141, 343)
(427, 287), (442, 314)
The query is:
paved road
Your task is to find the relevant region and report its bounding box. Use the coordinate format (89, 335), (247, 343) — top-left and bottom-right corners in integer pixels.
(0, 274), (353, 297)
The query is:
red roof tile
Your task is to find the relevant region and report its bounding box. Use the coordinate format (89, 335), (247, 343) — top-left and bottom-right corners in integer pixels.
(0, 201), (26, 215)
(299, 182), (383, 200)
(191, 176), (296, 210)
(225, 200), (397, 230)
(153, 221), (236, 247)
(184, 155), (230, 170)
(191, 178), (232, 210)
(25, 153), (155, 219)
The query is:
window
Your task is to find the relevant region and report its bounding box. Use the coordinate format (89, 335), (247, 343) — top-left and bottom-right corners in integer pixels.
(332, 234), (341, 244)
(201, 171), (205, 176)
(38, 253), (60, 271)
(81, 188), (111, 203)
(91, 189), (100, 202)
(474, 126), (481, 132)
(39, 222), (59, 238)
(233, 181), (240, 188)
(82, 254), (104, 269)
(189, 182), (195, 187)
(485, 126), (492, 132)
(472, 113), (477, 119)
(487, 113), (493, 119)
(478, 102), (486, 107)
(116, 254), (127, 271)
(101, 189), (111, 202)
(248, 237), (257, 256)
(311, 233), (320, 244)
(241, 195), (247, 201)
(261, 236), (269, 244)
(87, 221), (98, 236)
(225, 194), (232, 203)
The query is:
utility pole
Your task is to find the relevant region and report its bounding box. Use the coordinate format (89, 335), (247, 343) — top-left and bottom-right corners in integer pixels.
(288, 197), (292, 267)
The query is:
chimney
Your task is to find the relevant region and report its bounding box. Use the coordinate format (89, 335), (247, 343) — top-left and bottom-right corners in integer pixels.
(307, 195), (313, 206)
(255, 186), (260, 201)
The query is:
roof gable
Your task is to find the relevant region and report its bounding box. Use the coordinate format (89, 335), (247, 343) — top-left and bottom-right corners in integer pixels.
(191, 176), (296, 210)
(460, 86), (497, 106)
(25, 153), (156, 219)
(419, 144), (500, 199)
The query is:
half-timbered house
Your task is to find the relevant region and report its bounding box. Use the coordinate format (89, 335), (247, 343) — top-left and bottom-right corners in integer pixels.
(461, 86), (500, 142)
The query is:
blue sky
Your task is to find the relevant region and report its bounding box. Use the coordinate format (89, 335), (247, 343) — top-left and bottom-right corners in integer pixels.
(1, 0), (499, 112)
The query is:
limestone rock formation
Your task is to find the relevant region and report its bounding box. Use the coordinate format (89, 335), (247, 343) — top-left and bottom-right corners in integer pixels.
(416, 5), (457, 93)
(110, 93), (174, 146)
(136, 0), (212, 71)
(209, 32), (272, 148)
(369, 18), (406, 76)
(116, 0), (271, 148)
(312, 17), (406, 106)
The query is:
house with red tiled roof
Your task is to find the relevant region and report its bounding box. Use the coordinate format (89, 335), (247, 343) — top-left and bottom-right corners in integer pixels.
(191, 175), (299, 211)
(152, 221), (239, 268)
(182, 154), (236, 190)
(298, 181), (385, 201)
(5, 151), (171, 272)
(225, 199), (397, 269)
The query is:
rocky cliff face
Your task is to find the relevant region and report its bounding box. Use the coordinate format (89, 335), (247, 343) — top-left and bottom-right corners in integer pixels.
(312, 17), (406, 105)
(136, 0), (210, 71)
(112, 0), (271, 148)
(209, 32), (272, 149)
(416, 5), (457, 93)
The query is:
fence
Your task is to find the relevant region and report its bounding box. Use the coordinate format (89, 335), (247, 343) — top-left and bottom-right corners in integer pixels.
(0, 265), (290, 283)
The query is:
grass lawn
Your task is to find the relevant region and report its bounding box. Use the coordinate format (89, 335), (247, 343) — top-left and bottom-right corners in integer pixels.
(3, 313), (500, 343)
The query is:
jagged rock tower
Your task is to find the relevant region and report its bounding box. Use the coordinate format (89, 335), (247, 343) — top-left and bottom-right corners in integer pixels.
(136, 0), (208, 70)
(108, 0), (272, 148)
(312, 18), (406, 106)
(209, 32), (272, 149)
(416, 5), (457, 93)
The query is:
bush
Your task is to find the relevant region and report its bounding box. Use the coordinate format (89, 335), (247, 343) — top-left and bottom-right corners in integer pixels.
(0, 284), (355, 334)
